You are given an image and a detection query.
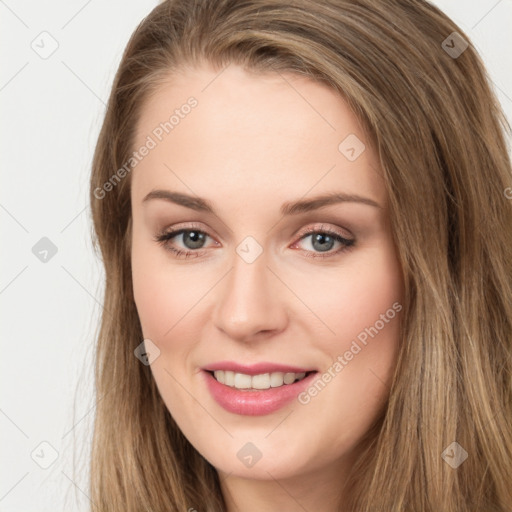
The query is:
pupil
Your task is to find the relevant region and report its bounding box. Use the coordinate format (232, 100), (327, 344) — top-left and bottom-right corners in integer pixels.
(313, 233), (334, 252)
(184, 231), (205, 249)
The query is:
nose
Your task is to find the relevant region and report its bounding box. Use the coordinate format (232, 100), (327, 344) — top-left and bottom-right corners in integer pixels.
(212, 249), (288, 342)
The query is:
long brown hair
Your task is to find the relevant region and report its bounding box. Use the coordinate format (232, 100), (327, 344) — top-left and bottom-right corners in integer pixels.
(89, 1), (512, 510)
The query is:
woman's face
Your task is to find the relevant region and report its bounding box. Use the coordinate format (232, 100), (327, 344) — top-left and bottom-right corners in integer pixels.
(130, 63), (404, 490)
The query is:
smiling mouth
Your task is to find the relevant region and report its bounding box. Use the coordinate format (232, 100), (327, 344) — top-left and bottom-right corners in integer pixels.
(206, 370), (317, 391)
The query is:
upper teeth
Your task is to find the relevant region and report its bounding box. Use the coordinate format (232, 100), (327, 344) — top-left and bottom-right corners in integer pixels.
(213, 370), (307, 390)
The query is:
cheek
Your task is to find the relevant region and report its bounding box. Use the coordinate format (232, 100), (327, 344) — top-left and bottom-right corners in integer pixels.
(132, 261), (173, 340)
(293, 244), (403, 353)
(131, 235), (203, 340)
(293, 244), (403, 413)
(297, 246), (403, 429)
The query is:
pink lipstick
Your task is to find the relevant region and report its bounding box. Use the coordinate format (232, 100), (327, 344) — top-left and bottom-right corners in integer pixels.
(201, 361), (317, 416)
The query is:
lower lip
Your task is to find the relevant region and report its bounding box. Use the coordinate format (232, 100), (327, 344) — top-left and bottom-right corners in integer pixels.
(202, 370), (317, 416)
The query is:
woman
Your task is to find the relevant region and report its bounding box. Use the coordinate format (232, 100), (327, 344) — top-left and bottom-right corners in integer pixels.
(89, 0), (512, 510)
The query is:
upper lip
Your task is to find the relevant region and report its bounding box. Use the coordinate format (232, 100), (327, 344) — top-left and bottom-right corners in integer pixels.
(203, 361), (317, 375)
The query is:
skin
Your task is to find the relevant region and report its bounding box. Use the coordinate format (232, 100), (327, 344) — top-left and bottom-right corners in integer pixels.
(130, 63), (404, 511)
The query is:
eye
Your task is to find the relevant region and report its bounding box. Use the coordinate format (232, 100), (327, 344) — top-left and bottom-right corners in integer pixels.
(154, 225), (215, 259)
(291, 225), (355, 259)
(154, 223), (355, 259)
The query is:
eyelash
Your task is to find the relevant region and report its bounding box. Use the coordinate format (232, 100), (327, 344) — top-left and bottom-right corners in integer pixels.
(153, 223), (355, 260)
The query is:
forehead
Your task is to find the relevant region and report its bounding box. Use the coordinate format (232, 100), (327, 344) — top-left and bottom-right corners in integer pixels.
(131, 63), (387, 210)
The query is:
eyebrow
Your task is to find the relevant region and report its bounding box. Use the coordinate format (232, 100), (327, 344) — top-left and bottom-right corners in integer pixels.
(142, 189), (382, 215)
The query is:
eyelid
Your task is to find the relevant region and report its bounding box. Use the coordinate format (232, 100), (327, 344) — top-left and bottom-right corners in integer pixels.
(293, 222), (353, 241)
(156, 222), (219, 246)
(155, 221), (355, 258)
(157, 221), (353, 243)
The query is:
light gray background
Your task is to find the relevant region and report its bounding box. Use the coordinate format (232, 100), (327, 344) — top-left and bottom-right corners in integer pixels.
(1, 1), (511, 510)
